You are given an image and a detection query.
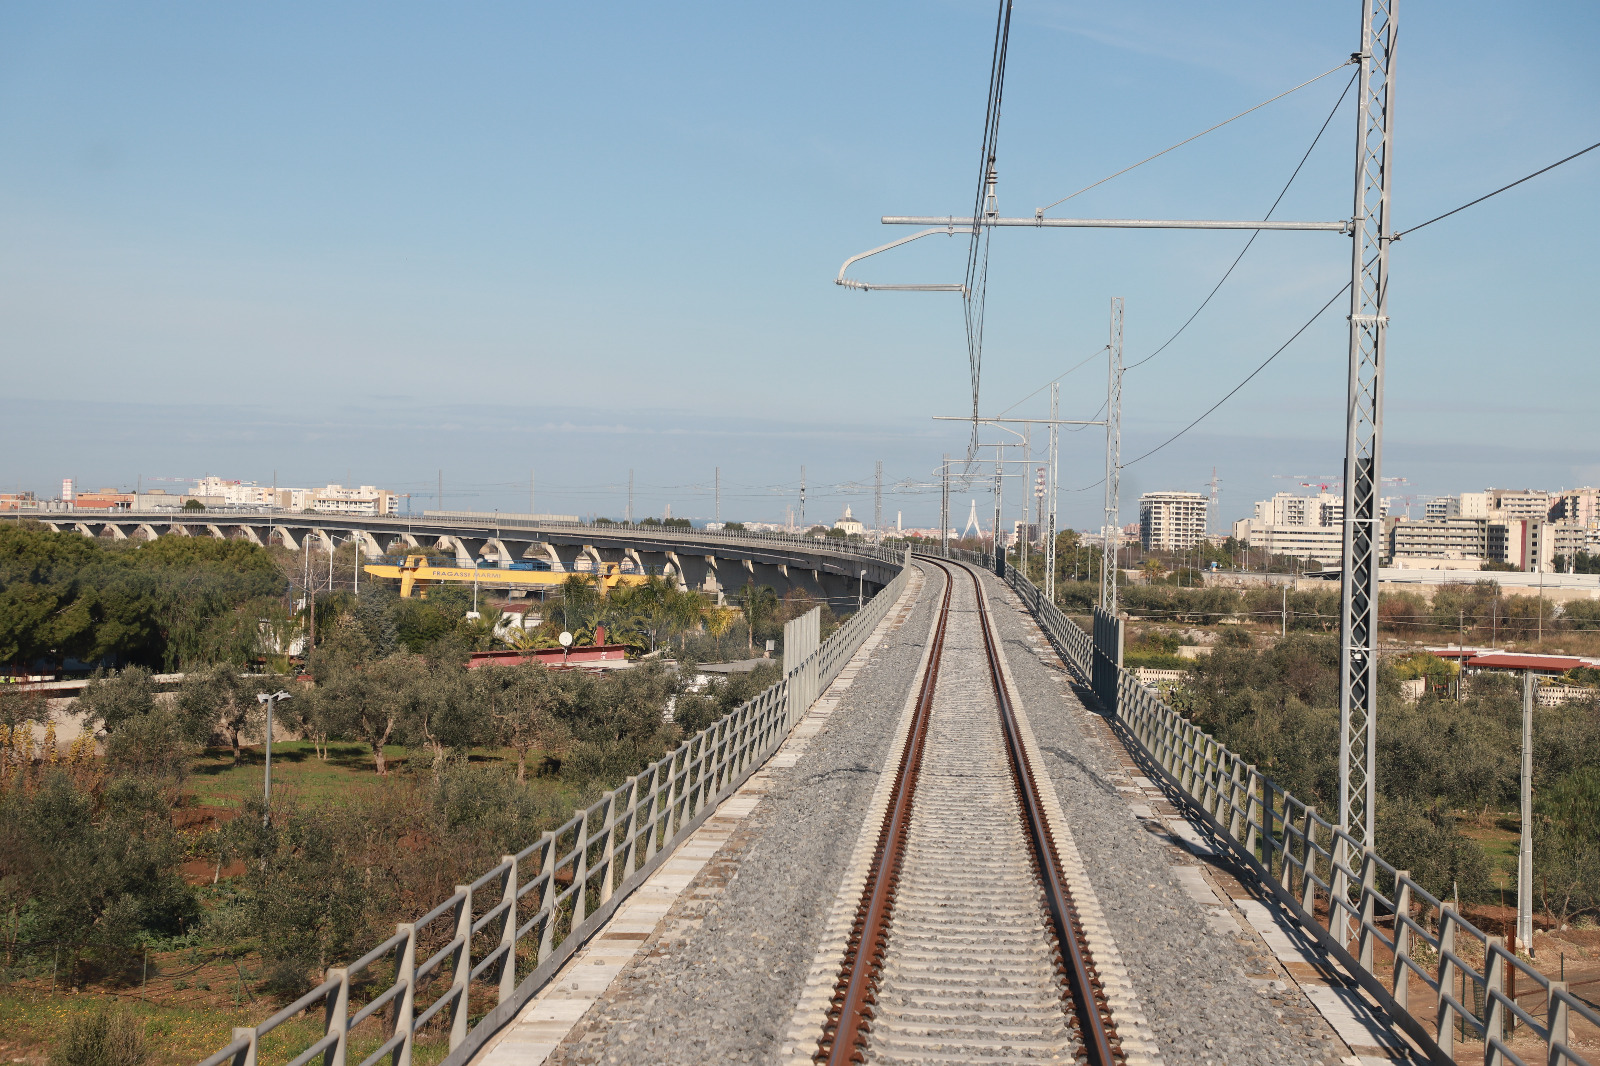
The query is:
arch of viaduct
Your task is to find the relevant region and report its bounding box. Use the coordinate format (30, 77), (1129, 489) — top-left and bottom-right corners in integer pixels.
(8, 511), (896, 608)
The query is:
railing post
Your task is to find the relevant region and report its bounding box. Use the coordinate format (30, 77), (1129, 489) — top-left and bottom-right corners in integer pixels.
(1391, 873), (1412, 1011)
(322, 968), (349, 1066)
(232, 1028), (257, 1066)
(1434, 907), (1458, 1058)
(449, 886), (472, 1050)
(1300, 807), (1319, 914)
(571, 810), (591, 927)
(392, 924), (415, 1066)
(537, 834), (558, 962)
(497, 856), (517, 1004)
(1485, 936), (1507, 1064)
(1357, 850), (1379, 973)
(1546, 982), (1569, 1066)
(621, 776), (641, 880)
(598, 792), (618, 907)
(643, 764), (664, 862)
(1243, 768), (1262, 858)
(1226, 762), (1245, 841)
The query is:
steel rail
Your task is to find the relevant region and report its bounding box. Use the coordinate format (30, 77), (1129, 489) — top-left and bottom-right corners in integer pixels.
(970, 562), (1120, 1066)
(819, 560), (954, 1065)
(819, 558), (1119, 1065)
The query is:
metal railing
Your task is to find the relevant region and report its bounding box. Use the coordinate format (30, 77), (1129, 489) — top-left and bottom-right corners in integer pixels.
(197, 550), (914, 1066)
(1004, 564), (1594, 1066)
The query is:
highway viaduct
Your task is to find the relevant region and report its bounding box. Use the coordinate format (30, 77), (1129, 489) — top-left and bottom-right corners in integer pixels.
(5, 509), (894, 608)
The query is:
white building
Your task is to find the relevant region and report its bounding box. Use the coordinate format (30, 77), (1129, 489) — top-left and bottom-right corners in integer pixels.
(1139, 491), (1208, 552)
(311, 485), (400, 517)
(833, 506), (865, 537)
(1486, 488), (1551, 522)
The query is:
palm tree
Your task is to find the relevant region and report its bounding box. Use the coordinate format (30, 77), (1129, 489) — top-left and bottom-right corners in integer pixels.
(705, 605), (737, 657)
(556, 573), (600, 633)
(737, 582), (779, 653)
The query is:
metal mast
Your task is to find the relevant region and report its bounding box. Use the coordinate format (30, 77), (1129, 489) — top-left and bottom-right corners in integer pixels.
(1338, 0), (1398, 854)
(992, 444), (1005, 574)
(1046, 383), (1059, 603)
(874, 460), (883, 544)
(940, 455), (950, 553)
(1101, 298), (1124, 614)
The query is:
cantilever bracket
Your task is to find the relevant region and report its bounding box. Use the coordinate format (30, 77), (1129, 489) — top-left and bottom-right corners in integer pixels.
(835, 225), (972, 292)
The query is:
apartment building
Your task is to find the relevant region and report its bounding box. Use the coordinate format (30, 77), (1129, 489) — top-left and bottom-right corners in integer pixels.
(1139, 491), (1208, 551)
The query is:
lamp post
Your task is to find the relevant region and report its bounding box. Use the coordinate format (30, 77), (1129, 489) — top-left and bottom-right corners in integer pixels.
(256, 691), (292, 826)
(858, 569), (865, 611)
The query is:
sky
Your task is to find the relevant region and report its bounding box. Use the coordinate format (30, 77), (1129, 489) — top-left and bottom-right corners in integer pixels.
(1, 1), (1597, 530)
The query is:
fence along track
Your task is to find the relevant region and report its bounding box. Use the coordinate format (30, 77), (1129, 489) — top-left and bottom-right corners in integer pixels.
(818, 558), (1120, 1065)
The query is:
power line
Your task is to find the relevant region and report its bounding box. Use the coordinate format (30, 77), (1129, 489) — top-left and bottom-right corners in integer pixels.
(1063, 281), (1351, 493)
(1395, 138), (1600, 239)
(1125, 71), (1357, 372)
(1036, 60), (1353, 215)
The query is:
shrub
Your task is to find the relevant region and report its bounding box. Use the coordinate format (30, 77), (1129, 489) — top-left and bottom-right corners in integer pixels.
(51, 1003), (148, 1066)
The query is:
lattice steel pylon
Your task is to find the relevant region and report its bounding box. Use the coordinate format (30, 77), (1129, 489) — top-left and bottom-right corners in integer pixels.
(1100, 299), (1124, 615)
(1338, 0), (1398, 855)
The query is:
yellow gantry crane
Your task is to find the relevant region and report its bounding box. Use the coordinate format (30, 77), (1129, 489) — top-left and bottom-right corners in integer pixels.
(364, 556), (648, 599)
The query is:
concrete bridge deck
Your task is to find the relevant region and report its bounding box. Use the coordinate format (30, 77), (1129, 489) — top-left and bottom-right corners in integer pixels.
(475, 561), (1414, 1065)
(2, 510), (897, 606)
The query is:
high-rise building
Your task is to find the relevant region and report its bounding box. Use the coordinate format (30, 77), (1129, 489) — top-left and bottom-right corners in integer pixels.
(1138, 491), (1208, 551)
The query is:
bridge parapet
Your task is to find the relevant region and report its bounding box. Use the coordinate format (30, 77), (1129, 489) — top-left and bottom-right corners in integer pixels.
(193, 550), (914, 1066)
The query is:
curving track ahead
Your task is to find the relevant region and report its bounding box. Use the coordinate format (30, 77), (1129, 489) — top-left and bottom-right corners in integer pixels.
(817, 558), (1122, 1064)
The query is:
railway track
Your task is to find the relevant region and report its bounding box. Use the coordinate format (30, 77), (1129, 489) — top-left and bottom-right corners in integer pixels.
(817, 558), (1121, 1065)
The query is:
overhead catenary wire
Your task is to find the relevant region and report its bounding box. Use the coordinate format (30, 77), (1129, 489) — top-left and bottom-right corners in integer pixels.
(1125, 71), (1357, 372)
(961, 0), (1016, 464)
(1035, 60), (1354, 216)
(1064, 281), (1351, 494)
(1394, 138), (1600, 239)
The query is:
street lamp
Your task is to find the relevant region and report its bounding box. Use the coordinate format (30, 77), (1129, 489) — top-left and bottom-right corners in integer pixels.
(256, 690), (292, 825)
(858, 569), (865, 611)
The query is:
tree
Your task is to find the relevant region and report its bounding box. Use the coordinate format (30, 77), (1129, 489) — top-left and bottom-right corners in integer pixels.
(477, 664), (568, 782)
(77, 667), (158, 735)
(555, 574), (600, 634)
(177, 664), (258, 761)
(182, 499), (205, 511)
(400, 662), (485, 778)
(226, 796), (371, 997)
(705, 605), (737, 656)
(737, 583), (779, 652)
(315, 653), (427, 775)
(0, 773), (196, 980)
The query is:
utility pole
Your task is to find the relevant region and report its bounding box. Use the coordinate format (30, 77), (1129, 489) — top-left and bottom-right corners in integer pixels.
(530, 468), (535, 516)
(1518, 669), (1535, 957)
(1101, 298), (1124, 615)
(799, 466), (806, 531)
(874, 460), (883, 545)
(1282, 585), (1288, 637)
(1337, 0), (1398, 856)
(940, 455), (950, 554)
(715, 467), (721, 524)
(438, 470), (443, 513)
(627, 469), (634, 524)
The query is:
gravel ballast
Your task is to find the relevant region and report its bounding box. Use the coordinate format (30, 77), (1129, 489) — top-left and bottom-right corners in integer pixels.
(542, 561), (1367, 1066)
(975, 569), (1354, 1066)
(543, 563), (944, 1066)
